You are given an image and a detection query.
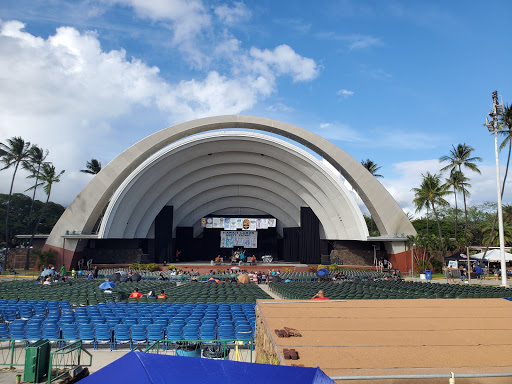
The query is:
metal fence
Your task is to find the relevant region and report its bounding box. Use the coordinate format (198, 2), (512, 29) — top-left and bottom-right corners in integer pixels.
(47, 340), (92, 383)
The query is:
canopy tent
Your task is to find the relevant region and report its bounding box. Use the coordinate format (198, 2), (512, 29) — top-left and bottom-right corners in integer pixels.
(80, 351), (334, 384)
(471, 249), (512, 262)
(445, 252), (478, 262)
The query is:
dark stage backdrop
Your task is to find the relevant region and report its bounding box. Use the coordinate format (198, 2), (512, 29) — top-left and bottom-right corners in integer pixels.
(283, 227), (300, 262)
(300, 207), (320, 264)
(154, 206), (173, 264)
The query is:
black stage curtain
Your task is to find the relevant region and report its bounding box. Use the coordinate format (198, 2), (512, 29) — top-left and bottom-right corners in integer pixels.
(154, 206), (173, 264)
(300, 207), (320, 264)
(255, 227), (277, 260)
(283, 227), (300, 262)
(175, 227), (194, 262)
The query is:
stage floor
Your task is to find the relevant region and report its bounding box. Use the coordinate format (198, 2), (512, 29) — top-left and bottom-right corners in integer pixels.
(257, 298), (512, 383)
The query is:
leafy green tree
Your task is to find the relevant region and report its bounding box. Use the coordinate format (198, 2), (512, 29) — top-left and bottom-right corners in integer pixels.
(24, 163), (65, 269)
(412, 172), (452, 251)
(0, 194), (65, 247)
(0, 137), (31, 268)
(440, 143), (482, 238)
(80, 159), (102, 175)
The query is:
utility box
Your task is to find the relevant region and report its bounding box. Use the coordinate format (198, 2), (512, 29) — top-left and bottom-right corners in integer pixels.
(24, 339), (50, 383)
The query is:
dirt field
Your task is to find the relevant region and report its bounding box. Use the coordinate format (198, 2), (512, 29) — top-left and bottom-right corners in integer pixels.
(256, 298), (512, 383)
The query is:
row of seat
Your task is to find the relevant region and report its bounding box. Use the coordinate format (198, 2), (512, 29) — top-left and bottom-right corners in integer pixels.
(0, 301), (257, 349)
(278, 270), (387, 282)
(269, 280), (512, 300)
(0, 279), (271, 305)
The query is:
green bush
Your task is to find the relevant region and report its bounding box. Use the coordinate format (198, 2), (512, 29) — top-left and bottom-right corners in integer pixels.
(145, 263), (159, 272)
(33, 248), (56, 269)
(328, 263), (338, 271)
(430, 258), (443, 273)
(129, 263), (141, 270)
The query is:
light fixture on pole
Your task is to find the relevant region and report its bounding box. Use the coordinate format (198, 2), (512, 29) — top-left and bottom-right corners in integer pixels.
(485, 90), (508, 287)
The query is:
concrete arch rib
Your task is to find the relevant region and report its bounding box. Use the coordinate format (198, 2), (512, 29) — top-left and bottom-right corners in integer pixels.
(101, 134), (364, 240)
(173, 186), (301, 231)
(47, 116), (414, 258)
(134, 175), (307, 238)
(179, 196), (297, 230)
(127, 162), (341, 240)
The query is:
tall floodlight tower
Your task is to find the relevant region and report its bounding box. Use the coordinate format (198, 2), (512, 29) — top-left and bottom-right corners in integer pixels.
(485, 90), (508, 287)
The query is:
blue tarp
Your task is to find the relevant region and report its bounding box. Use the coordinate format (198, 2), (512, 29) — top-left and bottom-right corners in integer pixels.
(80, 351), (334, 384)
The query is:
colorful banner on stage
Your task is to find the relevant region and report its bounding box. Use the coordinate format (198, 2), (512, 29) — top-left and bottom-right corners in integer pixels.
(202, 217), (276, 229)
(220, 231), (258, 248)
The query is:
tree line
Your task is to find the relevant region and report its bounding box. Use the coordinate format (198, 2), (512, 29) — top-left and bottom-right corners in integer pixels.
(0, 135), (102, 270)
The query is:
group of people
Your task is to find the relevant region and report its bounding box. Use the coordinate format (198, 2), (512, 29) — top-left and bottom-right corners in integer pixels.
(215, 250), (258, 266)
(446, 263), (503, 283)
(129, 288), (167, 299)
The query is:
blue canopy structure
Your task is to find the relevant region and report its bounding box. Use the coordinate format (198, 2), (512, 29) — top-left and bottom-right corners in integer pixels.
(80, 351), (334, 384)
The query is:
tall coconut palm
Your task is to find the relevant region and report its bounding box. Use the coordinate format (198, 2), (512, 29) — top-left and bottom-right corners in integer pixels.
(0, 137), (31, 268)
(439, 143), (482, 238)
(361, 159), (383, 178)
(412, 172), (451, 249)
(22, 146), (49, 231)
(24, 163), (65, 269)
(80, 159), (102, 175)
(443, 170), (470, 240)
(361, 159), (382, 233)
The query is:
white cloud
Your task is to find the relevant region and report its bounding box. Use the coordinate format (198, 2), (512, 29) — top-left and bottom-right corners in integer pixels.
(105, 0), (211, 67)
(214, 2), (251, 25)
(382, 160), (512, 218)
(338, 89), (354, 98)
(266, 103), (294, 112)
(249, 45), (319, 82)
(316, 32), (382, 51)
(0, 20), (320, 205)
(314, 122), (363, 142)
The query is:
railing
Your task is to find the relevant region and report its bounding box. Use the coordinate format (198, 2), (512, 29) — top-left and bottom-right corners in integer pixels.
(47, 340), (92, 383)
(144, 339), (253, 363)
(0, 339), (27, 368)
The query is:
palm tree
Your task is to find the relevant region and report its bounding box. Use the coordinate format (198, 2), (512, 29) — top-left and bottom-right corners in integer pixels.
(412, 172), (451, 249)
(80, 159), (102, 175)
(443, 170), (470, 240)
(439, 143), (482, 238)
(24, 163), (65, 270)
(361, 159), (382, 233)
(361, 159), (383, 178)
(0, 137), (31, 268)
(22, 146), (49, 231)
(482, 220), (512, 247)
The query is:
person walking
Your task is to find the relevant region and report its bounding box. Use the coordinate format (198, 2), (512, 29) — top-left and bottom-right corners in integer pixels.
(448, 266), (454, 283)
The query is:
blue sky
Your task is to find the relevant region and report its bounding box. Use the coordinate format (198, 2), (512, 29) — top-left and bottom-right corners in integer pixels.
(0, 0), (511, 215)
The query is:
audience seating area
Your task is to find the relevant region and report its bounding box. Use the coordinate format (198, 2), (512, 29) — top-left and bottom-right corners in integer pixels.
(0, 280), (271, 305)
(270, 280), (512, 300)
(278, 270), (386, 282)
(0, 299), (256, 349)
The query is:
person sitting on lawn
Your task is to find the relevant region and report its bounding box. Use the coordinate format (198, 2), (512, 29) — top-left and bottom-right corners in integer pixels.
(129, 288), (143, 299)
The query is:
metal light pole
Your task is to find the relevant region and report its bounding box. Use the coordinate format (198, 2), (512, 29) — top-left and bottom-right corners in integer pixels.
(485, 90), (508, 287)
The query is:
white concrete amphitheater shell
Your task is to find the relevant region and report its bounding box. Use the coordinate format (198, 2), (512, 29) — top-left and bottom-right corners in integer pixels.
(45, 115), (415, 265)
(97, 131), (368, 241)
